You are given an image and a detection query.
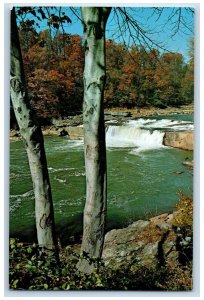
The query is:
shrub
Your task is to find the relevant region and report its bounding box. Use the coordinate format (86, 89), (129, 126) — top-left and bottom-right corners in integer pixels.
(174, 192), (193, 229)
(9, 236), (192, 291)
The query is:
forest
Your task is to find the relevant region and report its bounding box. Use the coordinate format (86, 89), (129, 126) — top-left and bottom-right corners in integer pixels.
(11, 25), (194, 126)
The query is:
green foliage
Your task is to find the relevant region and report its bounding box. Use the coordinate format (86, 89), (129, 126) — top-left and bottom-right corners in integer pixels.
(9, 239), (60, 290)
(9, 239), (106, 290)
(149, 99), (167, 109)
(10, 237), (192, 291)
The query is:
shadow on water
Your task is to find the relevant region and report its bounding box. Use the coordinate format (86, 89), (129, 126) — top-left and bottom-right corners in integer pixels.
(10, 214), (84, 246)
(9, 212), (136, 246)
(9, 224), (38, 243)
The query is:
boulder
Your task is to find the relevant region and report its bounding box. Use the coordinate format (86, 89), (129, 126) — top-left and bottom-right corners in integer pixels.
(182, 161), (194, 168)
(102, 220), (150, 268)
(174, 171), (184, 175)
(102, 212), (189, 271)
(163, 131), (193, 151)
(66, 126), (84, 140)
(59, 129), (68, 137)
(42, 127), (59, 136)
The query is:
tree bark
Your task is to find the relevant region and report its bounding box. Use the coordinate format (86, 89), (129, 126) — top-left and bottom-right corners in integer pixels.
(77, 7), (111, 273)
(10, 8), (58, 255)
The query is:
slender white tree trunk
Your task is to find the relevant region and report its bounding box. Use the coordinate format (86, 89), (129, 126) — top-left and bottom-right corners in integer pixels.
(77, 7), (111, 273)
(10, 8), (58, 254)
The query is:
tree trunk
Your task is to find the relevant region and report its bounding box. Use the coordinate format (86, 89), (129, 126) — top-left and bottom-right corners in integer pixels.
(77, 7), (111, 273)
(10, 8), (58, 255)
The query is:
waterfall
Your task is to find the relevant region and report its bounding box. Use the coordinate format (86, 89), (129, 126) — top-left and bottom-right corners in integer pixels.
(106, 125), (165, 150)
(105, 117), (193, 151)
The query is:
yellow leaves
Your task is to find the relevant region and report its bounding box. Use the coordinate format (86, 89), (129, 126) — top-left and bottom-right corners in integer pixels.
(174, 193), (193, 227)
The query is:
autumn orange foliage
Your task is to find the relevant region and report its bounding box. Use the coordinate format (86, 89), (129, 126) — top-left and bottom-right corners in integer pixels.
(12, 29), (194, 125)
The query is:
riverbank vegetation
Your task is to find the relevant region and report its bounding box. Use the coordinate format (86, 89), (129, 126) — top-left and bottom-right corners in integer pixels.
(9, 194), (193, 291)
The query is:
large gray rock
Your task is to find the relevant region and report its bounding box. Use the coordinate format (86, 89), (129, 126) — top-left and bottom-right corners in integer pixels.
(163, 131), (193, 150)
(102, 213), (185, 271)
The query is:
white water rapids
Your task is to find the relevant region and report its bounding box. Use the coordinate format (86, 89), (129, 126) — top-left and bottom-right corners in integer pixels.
(127, 118), (193, 131)
(105, 117), (193, 151)
(106, 126), (164, 149)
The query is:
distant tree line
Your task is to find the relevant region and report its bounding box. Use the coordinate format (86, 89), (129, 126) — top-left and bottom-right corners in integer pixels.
(105, 38), (194, 109)
(11, 27), (194, 127)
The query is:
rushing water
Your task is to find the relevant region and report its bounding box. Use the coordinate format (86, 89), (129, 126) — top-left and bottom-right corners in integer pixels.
(9, 114), (193, 243)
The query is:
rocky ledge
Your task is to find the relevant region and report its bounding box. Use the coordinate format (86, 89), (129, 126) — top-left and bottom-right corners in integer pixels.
(10, 126), (194, 152)
(47, 127), (194, 151)
(102, 212), (192, 271)
(163, 131), (193, 151)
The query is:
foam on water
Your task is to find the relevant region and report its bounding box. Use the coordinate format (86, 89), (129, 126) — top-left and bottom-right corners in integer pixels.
(10, 190), (34, 213)
(127, 118), (193, 131)
(106, 117), (193, 151)
(48, 167), (75, 173)
(106, 126), (164, 150)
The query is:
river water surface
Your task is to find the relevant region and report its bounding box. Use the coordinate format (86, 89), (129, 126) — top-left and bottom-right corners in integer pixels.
(10, 114), (193, 243)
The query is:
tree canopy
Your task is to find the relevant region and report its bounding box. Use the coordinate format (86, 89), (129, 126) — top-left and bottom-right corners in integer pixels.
(10, 28), (193, 126)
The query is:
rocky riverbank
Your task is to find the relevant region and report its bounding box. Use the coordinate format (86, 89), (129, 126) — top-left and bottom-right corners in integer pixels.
(66, 198), (192, 290)
(104, 103), (194, 119)
(102, 211), (191, 270)
(163, 131), (193, 151)
(46, 104), (193, 129)
(10, 104), (194, 151)
(64, 192), (192, 275)
(9, 196), (193, 290)
(10, 104), (193, 135)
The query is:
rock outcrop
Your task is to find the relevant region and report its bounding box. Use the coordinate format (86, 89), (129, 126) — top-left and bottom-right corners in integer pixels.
(102, 212), (191, 271)
(66, 126), (84, 140)
(42, 126), (84, 139)
(52, 115), (83, 127)
(42, 127), (59, 136)
(182, 160), (194, 168)
(163, 131), (193, 151)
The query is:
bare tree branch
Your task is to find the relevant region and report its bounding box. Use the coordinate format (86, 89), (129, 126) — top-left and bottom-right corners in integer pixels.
(70, 7), (82, 22)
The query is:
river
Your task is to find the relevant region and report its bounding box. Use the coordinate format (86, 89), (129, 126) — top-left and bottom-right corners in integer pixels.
(9, 114), (193, 244)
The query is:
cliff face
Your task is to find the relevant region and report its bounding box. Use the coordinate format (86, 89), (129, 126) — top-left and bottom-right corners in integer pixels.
(163, 131), (193, 151)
